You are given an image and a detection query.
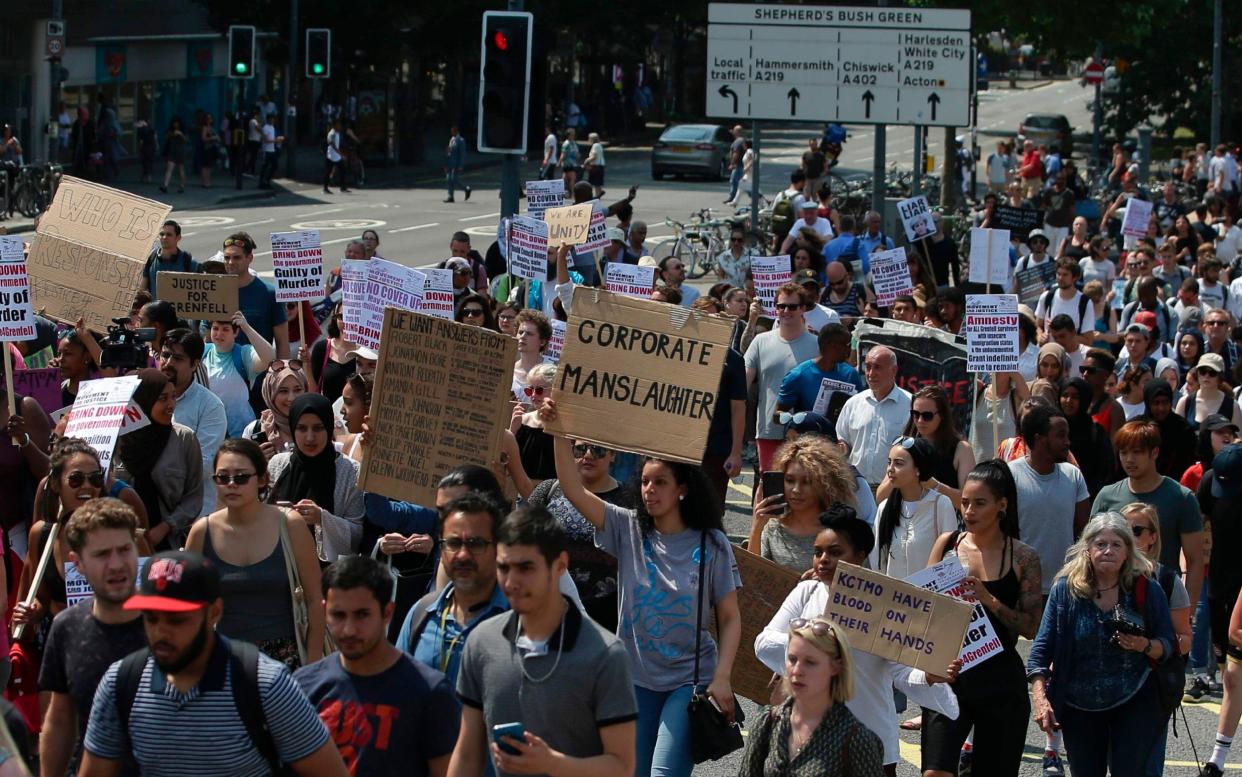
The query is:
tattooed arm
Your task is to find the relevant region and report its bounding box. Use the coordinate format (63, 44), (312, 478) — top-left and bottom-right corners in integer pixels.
(980, 541), (1044, 638)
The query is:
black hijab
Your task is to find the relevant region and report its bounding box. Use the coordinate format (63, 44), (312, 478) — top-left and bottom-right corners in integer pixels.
(1143, 379), (1195, 479)
(272, 393), (338, 513)
(115, 369), (174, 529)
(1063, 377), (1114, 495)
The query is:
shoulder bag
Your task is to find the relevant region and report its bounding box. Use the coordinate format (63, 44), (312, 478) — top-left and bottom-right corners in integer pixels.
(277, 513), (335, 664)
(687, 531), (745, 763)
(1135, 574), (1185, 717)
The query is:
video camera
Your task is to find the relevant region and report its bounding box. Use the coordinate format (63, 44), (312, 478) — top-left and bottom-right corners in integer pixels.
(99, 317), (156, 371)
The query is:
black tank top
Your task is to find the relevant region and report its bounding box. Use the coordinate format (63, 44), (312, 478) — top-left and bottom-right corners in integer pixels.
(1184, 390), (1234, 432)
(941, 531), (1024, 696)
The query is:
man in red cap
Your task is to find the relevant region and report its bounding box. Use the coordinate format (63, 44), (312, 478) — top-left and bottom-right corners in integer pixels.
(79, 551), (348, 777)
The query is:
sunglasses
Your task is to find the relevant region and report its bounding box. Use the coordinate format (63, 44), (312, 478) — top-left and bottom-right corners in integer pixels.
(212, 472), (257, 485)
(892, 435), (917, 449)
(910, 410), (938, 422)
(67, 470), (105, 489)
(1130, 524), (1153, 538)
(461, 308), (485, 318)
(222, 238), (252, 251)
(1207, 320), (1230, 327)
(731, 237), (745, 243)
(442, 536), (493, 554)
(778, 411), (809, 426)
(1198, 367), (1220, 377)
(1079, 365), (1103, 375)
(523, 385), (549, 397)
(452, 268), (473, 276)
(774, 302), (802, 311)
(572, 443), (609, 459)
(270, 359), (304, 371)
(789, 617), (836, 637)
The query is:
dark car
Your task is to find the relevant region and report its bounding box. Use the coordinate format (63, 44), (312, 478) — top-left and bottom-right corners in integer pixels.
(1018, 113), (1073, 158)
(651, 124), (733, 181)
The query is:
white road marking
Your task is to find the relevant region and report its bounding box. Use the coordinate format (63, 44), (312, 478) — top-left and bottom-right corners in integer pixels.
(229, 218), (276, 229)
(294, 206), (347, 217)
(458, 212), (501, 222)
(388, 223), (440, 234)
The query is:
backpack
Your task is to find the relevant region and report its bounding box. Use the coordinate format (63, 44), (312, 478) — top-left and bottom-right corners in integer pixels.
(836, 235), (862, 276)
(404, 590), (441, 654)
(1134, 573), (1186, 717)
(114, 640), (288, 775)
(771, 197), (796, 245)
(1039, 289), (1091, 330)
(143, 250), (193, 291)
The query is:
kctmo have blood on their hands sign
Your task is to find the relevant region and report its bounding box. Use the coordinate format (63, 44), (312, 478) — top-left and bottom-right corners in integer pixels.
(544, 288), (735, 463)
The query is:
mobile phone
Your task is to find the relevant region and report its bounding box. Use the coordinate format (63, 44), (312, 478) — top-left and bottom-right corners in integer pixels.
(760, 471), (786, 510)
(492, 722), (525, 755)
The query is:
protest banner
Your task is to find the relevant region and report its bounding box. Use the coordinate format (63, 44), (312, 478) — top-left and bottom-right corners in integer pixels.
(525, 179), (566, 221)
(967, 227), (1012, 288)
(870, 247), (913, 307)
(544, 203), (593, 247)
(965, 294), (1020, 373)
(359, 308), (516, 507)
(604, 264), (656, 298)
(421, 269), (455, 320)
(508, 216), (548, 281)
(897, 195), (935, 242)
(733, 546), (802, 704)
(63, 376), (142, 469)
(825, 562), (973, 673)
(543, 320), (567, 365)
(906, 558), (1004, 672)
(26, 177), (168, 332)
(0, 236), (36, 341)
(812, 378), (859, 422)
(857, 318), (972, 436)
(545, 288), (735, 463)
(156, 272), (239, 320)
(579, 201), (609, 253)
(64, 558), (146, 608)
(339, 259), (369, 342)
(1013, 260), (1056, 307)
(355, 258), (427, 350)
(990, 204), (1042, 241)
(271, 230), (325, 303)
(751, 255), (792, 317)
(14, 367), (64, 415)
(1121, 198), (1154, 239)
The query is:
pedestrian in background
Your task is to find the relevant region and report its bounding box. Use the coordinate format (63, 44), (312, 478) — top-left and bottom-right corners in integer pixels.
(445, 126), (470, 203)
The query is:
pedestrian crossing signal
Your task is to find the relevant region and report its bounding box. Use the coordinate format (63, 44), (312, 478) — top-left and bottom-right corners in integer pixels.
(228, 26), (255, 79)
(306, 28), (331, 79)
(477, 11), (532, 154)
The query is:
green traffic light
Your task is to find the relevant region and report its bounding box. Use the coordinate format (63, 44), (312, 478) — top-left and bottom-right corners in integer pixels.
(312, 63), (325, 75)
(235, 62), (248, 74)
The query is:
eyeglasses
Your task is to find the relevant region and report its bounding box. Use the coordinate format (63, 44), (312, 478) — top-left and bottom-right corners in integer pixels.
(452, 268), (473, 276)
(1198, 367), (1221, 377)
(774, 302), (802, 311)
(442, 537), (493, 554)
(212, 472), (257, 485)
(1130, 525), (1153, 538)
(523, 385), (549, 397)
(66, 470), (105, 488)
(778, 411), (809, 426)
(572, 443), (609, 459)
(789, 617), (836, 637)
(830, 278), (849, 288)
(910, 410), (938, 422)
(462, 308), (485, 318)
(730, 237), (745, 244)
(1206, 320), (1230, 327)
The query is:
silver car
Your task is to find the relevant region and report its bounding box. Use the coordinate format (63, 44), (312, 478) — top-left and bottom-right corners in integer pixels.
(652, 124), (733, 181)
(1018, 113), (1073, 158)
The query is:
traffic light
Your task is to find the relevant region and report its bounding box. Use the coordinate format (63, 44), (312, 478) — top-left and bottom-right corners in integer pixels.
(228, 25), (255, 79)
(305, 28), (331, 79)
(477, 11), (532, 153)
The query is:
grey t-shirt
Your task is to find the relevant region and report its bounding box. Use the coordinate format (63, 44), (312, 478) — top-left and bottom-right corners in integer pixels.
(456, 601), (637, 777)
(1009, 458), (1088, 593)
(596, 503), (742, 691)
(744, 330), (820, 440)
(761, 521), (816, 574)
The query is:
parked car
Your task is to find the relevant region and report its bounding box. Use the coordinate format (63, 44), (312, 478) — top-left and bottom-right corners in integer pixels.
(1018, 113), (1073, 158)
(651, 124), (733, 180)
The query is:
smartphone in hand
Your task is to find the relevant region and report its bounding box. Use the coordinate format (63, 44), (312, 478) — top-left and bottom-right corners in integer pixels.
(760, 471), (786, 512)
(492, 722), (525, 756)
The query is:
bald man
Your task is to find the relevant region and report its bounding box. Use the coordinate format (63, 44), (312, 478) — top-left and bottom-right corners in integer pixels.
(834, 346), (912, 487)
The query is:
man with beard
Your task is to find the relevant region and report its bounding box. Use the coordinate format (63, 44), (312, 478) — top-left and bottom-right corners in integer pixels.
(161, 329), (226, 517)
(39, 498), (147, 777)
(296, 556), (459, 777)
(80, 551), (346, 777)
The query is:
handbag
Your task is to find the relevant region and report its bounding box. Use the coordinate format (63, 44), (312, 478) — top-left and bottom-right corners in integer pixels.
(1135, 573), (1185, 717)
(277, 514), (335, 664)
(686, 531), (745, 763)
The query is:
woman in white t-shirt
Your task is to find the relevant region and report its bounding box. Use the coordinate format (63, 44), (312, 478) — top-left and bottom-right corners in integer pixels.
(870, 437), (956, 579)
(205, 311), (275, 437)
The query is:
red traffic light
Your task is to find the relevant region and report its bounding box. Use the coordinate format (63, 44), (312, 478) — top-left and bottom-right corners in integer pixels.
(492, 30), (509, 51)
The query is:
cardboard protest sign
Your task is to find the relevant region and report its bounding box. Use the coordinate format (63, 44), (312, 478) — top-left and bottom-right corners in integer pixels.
(63, 376), (142, 469)
(64, 558), (146, 608)
(990, 204), (1041, 241)
(751, 255), (792, 317)
(339, 259), (369, 342)
(14, 367), (62, 415)
(906, 558), (1004, 672)
(359, 308), (516, 507)
(545, 289), (735, 463)
(870, 247), (913, 307)
(271, 230), (325, 303)
(508, 216), (548, 281)
(1121, 198), (1154, 239)
(156, 272), (239, 320)
(967, 227), (1012, 288)
(897, 196), (935, 242)
(856, 319), (972, 436)
(544, 203), (593, 247)
(525, 179), (566, 221)
(579, 202), (609, 253)
(421, 269), (455, 320)
(0, 236), (36, 341)
(733, 546), (802, 704)
(356, 258), (427, 350)
(26, 177), (168, 332)
(604, 264), (656, 298)
(825, 562), (972, 673)
(543, 319), (567, 365)
(1013, 260), (1055, 308)
(965, 294), (1020, 373)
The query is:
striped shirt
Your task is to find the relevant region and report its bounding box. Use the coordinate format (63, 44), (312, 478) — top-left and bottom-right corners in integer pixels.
(84, 636), (329, 776)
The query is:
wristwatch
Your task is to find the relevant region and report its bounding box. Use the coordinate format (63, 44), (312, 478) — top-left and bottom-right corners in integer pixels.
(1142, 638), (1154, 656)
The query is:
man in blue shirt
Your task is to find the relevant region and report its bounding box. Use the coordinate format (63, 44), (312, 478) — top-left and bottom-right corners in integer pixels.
(775, 323), (867, 422)
(858, 211), (895, 276)
(444, 126), (471, 203)
(221, 232), (290, 359)
(141, 220), (197, 294)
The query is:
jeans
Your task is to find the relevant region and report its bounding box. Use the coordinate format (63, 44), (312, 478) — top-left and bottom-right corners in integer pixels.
(727, 166), (743, 201)
(259, 151), (278, 187)
(1060, 677), (1165, 777)
(1191, 577), (1214, 675)
(446, 166), (464, 198)
(1146, 720), (1169, 777)
(634, 684), (696, 777)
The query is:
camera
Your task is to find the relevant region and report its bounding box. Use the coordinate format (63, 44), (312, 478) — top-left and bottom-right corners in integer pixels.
(99, 317), (156, 371)
(1103, 605), (1145, 646)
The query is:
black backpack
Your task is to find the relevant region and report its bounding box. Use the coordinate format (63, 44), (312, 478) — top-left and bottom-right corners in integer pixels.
(1038, 289), (1091, 330)
(114, 640), (288, 775)
(837, 235), (863, 276)
(404, 590), (441, 653)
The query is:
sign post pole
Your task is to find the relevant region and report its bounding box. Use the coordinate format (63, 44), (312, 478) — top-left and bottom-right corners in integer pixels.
(14, 523), (58, 640)
(984, 236), (999, 449)
(3, 345), (14, 446)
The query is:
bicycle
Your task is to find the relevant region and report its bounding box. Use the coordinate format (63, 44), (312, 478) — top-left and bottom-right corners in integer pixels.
(11, 163), (61, 218)
(655, 208), (735, 279)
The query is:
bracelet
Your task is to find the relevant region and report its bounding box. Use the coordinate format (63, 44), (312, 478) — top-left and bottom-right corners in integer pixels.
(1142, 638), (1154, 656)
(17, 433), (30, 449)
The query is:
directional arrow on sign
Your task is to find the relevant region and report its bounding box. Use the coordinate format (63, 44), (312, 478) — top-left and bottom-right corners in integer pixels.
(927, 92), (941, 121)
(718, 85), (738, 114)
(787, 88), (800, 116)
(861, 90), (875, 120)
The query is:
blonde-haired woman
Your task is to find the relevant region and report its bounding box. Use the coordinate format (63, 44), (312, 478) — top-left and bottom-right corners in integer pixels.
(511, 362), (557, 482)
(1027, 512), (1177, 777)
(749, 436), (856, 574)
(740, 618), (884, 776)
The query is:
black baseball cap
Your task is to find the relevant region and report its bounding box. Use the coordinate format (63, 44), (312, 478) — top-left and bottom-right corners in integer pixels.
(125, 551), (220, 613)
(1211, 444), (1242, 500)
(1202, 414), (1239, 434)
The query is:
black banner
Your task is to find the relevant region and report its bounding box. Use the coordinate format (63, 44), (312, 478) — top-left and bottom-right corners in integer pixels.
(991, 205), (1043, 241)
(856, 319), (973, 437)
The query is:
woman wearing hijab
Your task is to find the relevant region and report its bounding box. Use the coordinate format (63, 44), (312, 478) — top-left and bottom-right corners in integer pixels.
(1059, 377), (1115, 499)
(1036, 342), (1072, 384)
(266, 393), (363, 561)
(111, 369), (203, 550)
(1143, 379), (1196, 480)
(243, 361), (308, 460)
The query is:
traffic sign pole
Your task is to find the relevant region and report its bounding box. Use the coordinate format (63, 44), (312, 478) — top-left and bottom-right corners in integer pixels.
(750, 120), (761, 239)
(912, 125), (923, 196)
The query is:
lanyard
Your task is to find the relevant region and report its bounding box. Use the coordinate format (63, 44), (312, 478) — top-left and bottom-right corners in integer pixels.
(438, 594), (474, 674)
